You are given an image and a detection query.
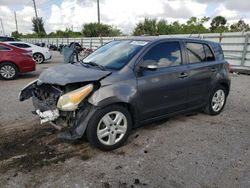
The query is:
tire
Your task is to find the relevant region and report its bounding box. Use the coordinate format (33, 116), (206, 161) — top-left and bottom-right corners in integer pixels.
(0, 63), (18, 80)
(86, 105), (132, 151)
(33, 53), (44, 64)
(204, 85), (227, 115)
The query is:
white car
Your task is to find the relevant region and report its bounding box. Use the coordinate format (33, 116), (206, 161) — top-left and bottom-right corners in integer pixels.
(5, 41), (52, 64)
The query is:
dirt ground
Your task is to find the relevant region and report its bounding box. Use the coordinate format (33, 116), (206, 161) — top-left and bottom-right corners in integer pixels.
(0, 52), (250, 188)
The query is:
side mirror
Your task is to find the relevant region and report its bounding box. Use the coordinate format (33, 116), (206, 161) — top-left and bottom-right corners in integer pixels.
(144, 64), (158, 70)
(139, 60), (158, 71)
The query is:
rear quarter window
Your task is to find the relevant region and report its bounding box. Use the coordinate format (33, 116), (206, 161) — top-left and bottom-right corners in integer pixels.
(0, 45), (11, 51)
(211, 44), (224, 61)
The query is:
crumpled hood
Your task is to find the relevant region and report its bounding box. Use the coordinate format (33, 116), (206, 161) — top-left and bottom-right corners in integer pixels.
(38, 63), (111, 86)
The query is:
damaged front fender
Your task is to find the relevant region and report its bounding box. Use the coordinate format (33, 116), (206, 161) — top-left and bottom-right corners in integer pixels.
(19, 79), (38, 101)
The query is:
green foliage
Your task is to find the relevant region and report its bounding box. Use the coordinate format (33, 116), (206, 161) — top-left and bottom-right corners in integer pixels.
(11, 31), (22, 39)
(210, 16), (228, 33)
(18, 16), (250, 39)
(133, 18), (158, 36)
(230, 19), (250, 32)
(133, 17), (210, 36)
(32, 17), (46, 35)
(82, 23), (122, 37)
(182, 16), (210, 34)
(47, 28), (82, 38)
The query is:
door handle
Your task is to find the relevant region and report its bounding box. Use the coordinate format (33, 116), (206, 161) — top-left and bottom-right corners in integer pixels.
(178, 72), (188, 79)
(211, 67), (216, 72)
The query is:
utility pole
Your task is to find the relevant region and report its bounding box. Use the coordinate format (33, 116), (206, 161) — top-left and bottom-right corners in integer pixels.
(0, 18), (5, 35)
(97, 0), (100, 24)
(14, 11), (18, 33)
(32, 0), (40, 33)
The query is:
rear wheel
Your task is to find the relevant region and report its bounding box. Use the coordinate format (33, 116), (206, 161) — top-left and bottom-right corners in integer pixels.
(86, 105), (132, 151)
(33, 53), (44, 64)
(0, 63), (18, 80)
(204, 86), (227, 115)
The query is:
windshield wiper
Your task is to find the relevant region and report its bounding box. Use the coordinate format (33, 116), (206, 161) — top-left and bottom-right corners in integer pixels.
(81, 61), (106, 71)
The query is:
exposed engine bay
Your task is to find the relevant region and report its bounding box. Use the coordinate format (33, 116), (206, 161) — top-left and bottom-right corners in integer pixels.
(19, 79), (99, 139)
(19, 63), (113, 139)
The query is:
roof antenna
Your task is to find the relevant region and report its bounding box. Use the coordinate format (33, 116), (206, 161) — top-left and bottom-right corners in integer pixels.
(189, 31), (194, 38)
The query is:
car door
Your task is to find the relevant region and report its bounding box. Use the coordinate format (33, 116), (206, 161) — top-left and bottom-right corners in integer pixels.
(185, 41), (217, 107)
(136, 41), (190, 120)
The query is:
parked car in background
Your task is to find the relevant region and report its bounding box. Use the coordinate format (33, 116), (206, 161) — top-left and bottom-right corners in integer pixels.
(19, 37), (230, 150)
(47, 44), (58, 51)
(35, 42), (46, 47)
(5, 41), (51, 64)
(0, 42), (35, 80)
(0, 36), (18, 42)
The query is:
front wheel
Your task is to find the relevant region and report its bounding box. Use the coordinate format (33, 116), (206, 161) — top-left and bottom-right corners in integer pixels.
(86, 105), (132, 151)
(204, 86), (227, 115)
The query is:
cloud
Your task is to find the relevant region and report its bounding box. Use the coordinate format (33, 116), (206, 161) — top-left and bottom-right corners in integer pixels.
(214, 3), (239, 19)
(197, 0), (250, 12)
(47, 0), (208, 34)
(1, 0), (250, 35)
(0, 5), (47, 35)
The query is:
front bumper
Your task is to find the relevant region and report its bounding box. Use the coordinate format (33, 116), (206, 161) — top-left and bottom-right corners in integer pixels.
(36, 109), (59, 124)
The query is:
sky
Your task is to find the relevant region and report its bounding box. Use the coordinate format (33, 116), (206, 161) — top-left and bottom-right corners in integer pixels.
(0, 0), (250, 35)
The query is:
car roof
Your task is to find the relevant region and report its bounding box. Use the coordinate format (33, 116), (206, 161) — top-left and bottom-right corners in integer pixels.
(118, 36), (218, 45)
(4, 41), (30, 44)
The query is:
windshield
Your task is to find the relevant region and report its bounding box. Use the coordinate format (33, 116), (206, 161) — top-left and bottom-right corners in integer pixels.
(83, 40), (148, 70)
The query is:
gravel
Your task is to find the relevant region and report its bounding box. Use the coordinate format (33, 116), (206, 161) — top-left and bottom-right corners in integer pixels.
(0, 52), (249, 188)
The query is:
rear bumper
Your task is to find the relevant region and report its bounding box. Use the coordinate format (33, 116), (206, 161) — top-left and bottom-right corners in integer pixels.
(44, 52), (52, 61)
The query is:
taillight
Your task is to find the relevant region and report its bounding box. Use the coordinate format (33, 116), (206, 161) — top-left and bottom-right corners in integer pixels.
(226, 62), (232, 72)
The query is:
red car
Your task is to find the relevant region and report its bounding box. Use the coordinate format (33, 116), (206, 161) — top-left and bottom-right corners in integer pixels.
(0, 42), (36, 80)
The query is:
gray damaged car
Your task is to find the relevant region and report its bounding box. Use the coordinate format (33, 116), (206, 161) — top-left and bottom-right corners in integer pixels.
(19, 38), (230, 150)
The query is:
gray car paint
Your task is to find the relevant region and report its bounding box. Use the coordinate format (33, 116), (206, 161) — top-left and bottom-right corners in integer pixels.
(38, 63), (111, 86)
(19, 37), (231, 139)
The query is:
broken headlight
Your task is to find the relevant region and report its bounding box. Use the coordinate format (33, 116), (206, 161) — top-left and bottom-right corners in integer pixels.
(57, 84), (93, 111)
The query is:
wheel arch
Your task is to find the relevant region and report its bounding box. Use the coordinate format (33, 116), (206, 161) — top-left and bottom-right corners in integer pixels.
(91, 97), (139, 127)
(218, 80), (230, 96)
(0, 61), (20, 72)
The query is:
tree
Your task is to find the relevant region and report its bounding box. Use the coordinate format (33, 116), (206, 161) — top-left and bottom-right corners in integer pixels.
(230, 19), (250, 32)
(11, 31), (22, 38)
(32, 17), (46, 35)
(210, 16), (228, 32)
(182, 16), (210, 34)
(82, 23), (122, 37)
(133, 18), (158, 36)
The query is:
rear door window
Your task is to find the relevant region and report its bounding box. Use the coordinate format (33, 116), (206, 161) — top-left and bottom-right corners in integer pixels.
(204, 44), (215, 61)
(142, 42), (182, 68)
(186, 42), (206, 63)
(186, 42), (215, 63)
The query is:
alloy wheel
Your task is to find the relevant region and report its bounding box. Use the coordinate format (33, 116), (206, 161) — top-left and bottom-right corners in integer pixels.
(0, 65), (16, 79)
(97, 111), (128, 146)
(33, 54), (44, 64)
(212, 89), (225, 112)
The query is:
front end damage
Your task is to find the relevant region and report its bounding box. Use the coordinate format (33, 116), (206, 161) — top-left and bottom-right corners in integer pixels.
(19, 80), (100, 140)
